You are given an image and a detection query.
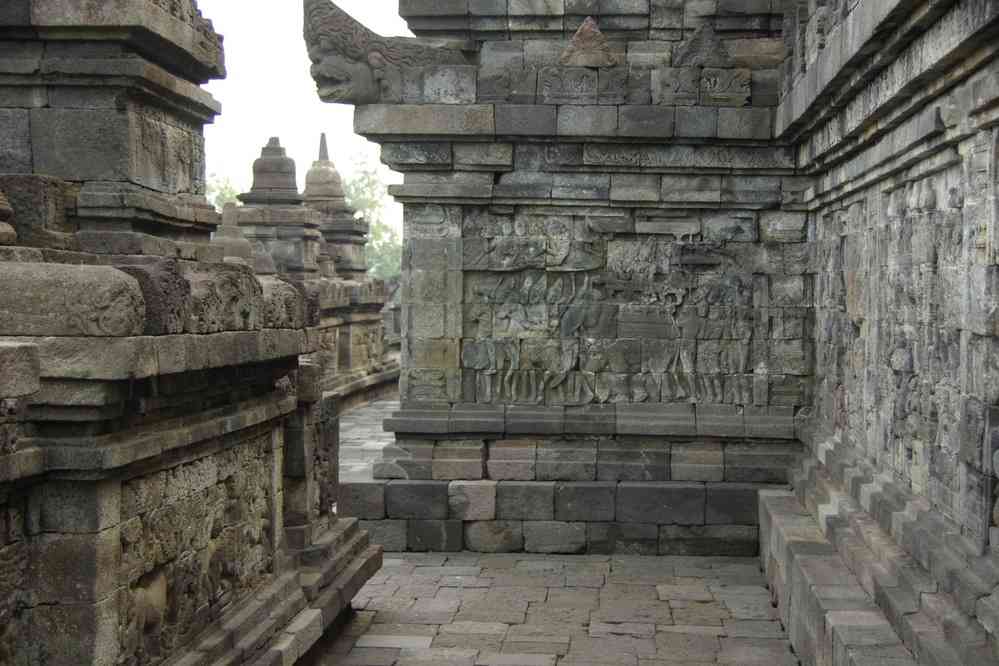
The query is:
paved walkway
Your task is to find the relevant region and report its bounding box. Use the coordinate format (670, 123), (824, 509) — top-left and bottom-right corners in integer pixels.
(340, 399), (398, 483)
(304, 552), (796, 666)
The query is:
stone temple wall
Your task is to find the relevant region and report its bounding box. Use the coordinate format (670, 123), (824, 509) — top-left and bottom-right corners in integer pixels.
(309, 2), (999, 661)
(0, 2), (389, 664)
(308, 0), (808, 555)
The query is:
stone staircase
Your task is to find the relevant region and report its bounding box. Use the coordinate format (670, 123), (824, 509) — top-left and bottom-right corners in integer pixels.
(762, 438), (999, 665)
(167, 518), (382, 666)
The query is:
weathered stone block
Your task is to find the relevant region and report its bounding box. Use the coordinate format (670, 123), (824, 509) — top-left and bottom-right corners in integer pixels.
(555, 482), (616, 521)
(408, 519), (464, 552)
(386, 480), (450, 519)
(557, 106), (618, 137)
(618, 105), (675, 138)
(487, 439), (538, 480)
(536, 440), (597, 480)
(0, 342), (40, 398)
(360, 520), (408, 552)
(706, 483), (765, 525)
(338, 482), (386, 519)
(588, 522), (659, 555)
(496, 104), (558, 135)
(671, 442), (724, 481)
(449, 480), (498, 520)
(465, 520), (525, 552)
(355, 105), (495, 136)
(597, 439), (668, 481)
(497, 481), (555, 520)
(718, 107), (771, 140)
(523, 521), (587, 554)
(659, 525), (758, 556)
(433, 440), (486, 480)
(652, 68), (699, 105)
(617, 482), (706, 524)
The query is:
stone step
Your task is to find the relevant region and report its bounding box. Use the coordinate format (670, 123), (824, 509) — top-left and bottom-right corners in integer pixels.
(300, 528), (372, 601)
(298, 516), (360, 566)
(760, 489), (917, 666)
(794, 455), (999, 666)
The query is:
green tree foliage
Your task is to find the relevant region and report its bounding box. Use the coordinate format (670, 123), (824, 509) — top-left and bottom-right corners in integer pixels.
(206, 173), (241, 212)
(343, 160), (402, 281)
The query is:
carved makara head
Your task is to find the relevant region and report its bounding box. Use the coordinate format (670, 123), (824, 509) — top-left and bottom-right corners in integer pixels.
(303, 0), (467, 105)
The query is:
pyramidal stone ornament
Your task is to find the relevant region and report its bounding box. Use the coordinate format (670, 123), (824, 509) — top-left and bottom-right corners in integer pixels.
(673, 25), (734, 68)
(560, 17), (619, 68)
(238, 137), (304, 206)
(304, 133), (370, 280)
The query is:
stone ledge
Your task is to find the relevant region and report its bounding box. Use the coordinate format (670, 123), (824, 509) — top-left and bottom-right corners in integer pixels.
(0, 329), (308, 381)
(385, 403), (803, 439)
(17, 391), (297, 475)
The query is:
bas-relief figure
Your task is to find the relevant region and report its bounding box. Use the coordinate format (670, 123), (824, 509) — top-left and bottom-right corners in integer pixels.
(303, 0), (468, 104)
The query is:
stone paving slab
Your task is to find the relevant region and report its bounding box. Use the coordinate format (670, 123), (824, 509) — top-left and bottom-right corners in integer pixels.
(302, 552), (796, 665)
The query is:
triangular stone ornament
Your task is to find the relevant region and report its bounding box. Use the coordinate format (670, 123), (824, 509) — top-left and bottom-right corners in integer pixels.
(673, 25), (734, 68)
(560, 17), (619, 68)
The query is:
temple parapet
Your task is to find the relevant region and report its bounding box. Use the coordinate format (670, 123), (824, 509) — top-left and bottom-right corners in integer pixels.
(0, 4), (383, 664)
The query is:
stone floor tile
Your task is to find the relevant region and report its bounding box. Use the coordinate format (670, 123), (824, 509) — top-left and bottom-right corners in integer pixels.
(442, 575), (494, 588)
(438, 588), (491, 602)
(600, 583), (659, 601)
(457, 600), (529, 624)
(588, 621), (655, 638)
(340, 647), (402, 665)
(656, 584), (713, 601)
(722, 620), (784, 638)
(546, 588), (600, 608)
(592, 601), (674, 624)
(527, 603), (592, 625)
(477, 653), (558, 665)
(365, 623), (440, 636)
(486, 586), (549, 603)
(669, 601), (731, 626)
(717, 637), (797, 664)
(565, 574), (605, 588)
(653, 631), (720, 661)
(396, 647), (480, 665)
(356, 634), (435, 649)
(375, 598), (460, 624)
(415, 566), (482, 577)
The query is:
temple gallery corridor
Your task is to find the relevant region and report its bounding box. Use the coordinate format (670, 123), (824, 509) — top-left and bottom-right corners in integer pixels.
(303, 550), (793, 666)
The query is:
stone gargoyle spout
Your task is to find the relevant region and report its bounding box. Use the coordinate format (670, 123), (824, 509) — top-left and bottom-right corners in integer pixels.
(303, 0), (469, 105)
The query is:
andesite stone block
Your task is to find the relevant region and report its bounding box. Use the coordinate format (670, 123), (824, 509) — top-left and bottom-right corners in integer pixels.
(497, 481), (555, 520)
(408, 519), (464, 552)
(386, 480), (450, 519)
(338, 481), (387, 520)
(555, 481), (616, 521)
(617, 482), (706, 524)
(523, 520), (587, 554)
(449, 480), (498, 520)
(465, 520), (525, 552)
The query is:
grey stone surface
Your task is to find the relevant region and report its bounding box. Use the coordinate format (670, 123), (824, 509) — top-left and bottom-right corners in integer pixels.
(497, 482), (555, 520)
(617, 482), (706, 525)
(339, 481), (387, 519)
(464, 520), (525, 552)
(386, 480), (451, 519)
(555, 482), (616, 522)
(408, 519), (464, 552)
(523, 521), (587, 554)
(449, 480), (498, 520)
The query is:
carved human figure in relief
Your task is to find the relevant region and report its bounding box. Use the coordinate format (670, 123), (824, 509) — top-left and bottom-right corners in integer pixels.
(303, 0), (468, 104)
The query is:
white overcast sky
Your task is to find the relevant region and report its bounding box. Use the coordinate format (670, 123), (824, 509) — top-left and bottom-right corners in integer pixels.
(198, 0), (408, 228)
